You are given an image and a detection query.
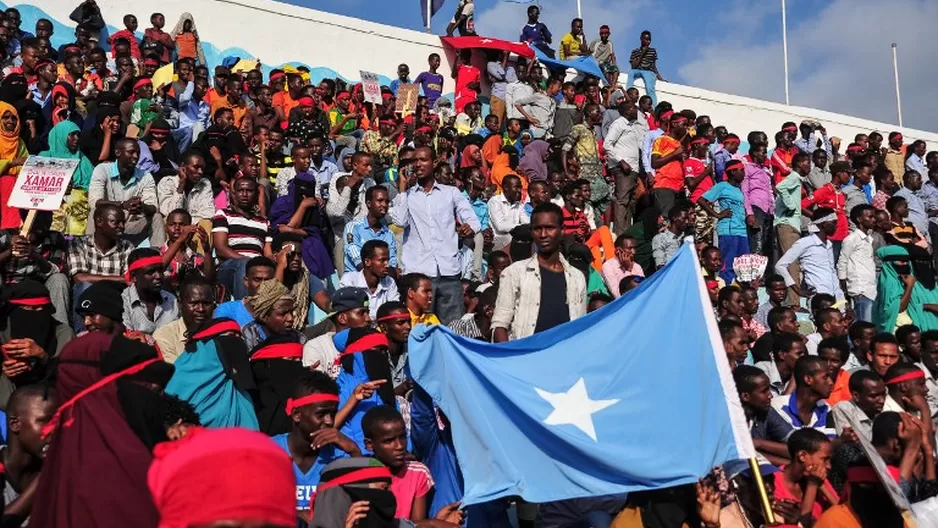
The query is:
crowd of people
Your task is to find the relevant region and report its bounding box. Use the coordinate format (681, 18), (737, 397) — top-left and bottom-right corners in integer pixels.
(0, 0), (934, 526)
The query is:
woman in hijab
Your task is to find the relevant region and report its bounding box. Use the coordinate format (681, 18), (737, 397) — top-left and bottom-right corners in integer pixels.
(32, 333), (171, 528)
(276, 239), (312, 329)
(269, 173), (336, 280)
(136, 117), (180, 180)
(79, 105), (122, 163)
(337, 145), (356, 172)
(334, 327), (398, 452)
(0, 102), (29, 230)
(45, 82), (83, 130)
(40, 121), (94, 235)
(14, 97), (47, 154)
(459, 143), (488, 180)
(874, 244), (938, 333)
(311, 457), (401, 528)
(171, 13), (206, 66)
(243, 278), (307, 350)
(165, 318), (260, 429)
(516, 138), (550, 182)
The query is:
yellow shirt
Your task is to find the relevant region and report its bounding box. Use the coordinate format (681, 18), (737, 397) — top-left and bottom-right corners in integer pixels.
(560, 33), (583, 60)
(410, 310), (440, 327)
(153, 318), (188, 364)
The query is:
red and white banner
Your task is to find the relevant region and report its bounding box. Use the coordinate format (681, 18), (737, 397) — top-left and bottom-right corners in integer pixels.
(8, 156), (77, 211)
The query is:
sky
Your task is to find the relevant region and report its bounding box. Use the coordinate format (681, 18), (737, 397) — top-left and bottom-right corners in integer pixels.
(289, 0), (936, 132)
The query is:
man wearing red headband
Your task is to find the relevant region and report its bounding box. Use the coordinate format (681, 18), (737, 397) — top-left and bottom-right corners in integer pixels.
(884, 363), (934, 430)
(271, 370), (361, 519)
(121, 247), (178, 335)
(650, 112), (688, 215)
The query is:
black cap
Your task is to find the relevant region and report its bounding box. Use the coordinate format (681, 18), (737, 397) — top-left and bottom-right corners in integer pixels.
(77, 282), (125, 322)
(327, 287), (369, 318)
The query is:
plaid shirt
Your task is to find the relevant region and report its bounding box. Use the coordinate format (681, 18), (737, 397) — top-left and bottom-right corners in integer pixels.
(0, 229), (67, 284)
(67, 236), (135, 278)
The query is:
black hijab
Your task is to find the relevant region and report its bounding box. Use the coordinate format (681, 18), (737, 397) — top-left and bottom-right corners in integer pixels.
(250, 333), (308, 435)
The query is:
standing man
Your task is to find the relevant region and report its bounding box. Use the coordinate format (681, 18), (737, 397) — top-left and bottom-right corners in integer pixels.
(775, 152), (809, 306)
(446, 0), (475, 37)
(837, 205), (877, 323)
(793, 120), (831, 156)
(604, 102), (645, 234)
(488, 174), (529, 251)
(650, 112), (688, 215)
(514, 78), (561, 140)
(589, 25), (619, 87)
(486, 51), (516, 130)
(562, 103), (608, 221)
(884, 132), (906, 184)
(743, 144), (775, 265)
(492, 203), (586, 342)
(775, 207), (845, 302)
(519, 5), (552, 56)
(627, 31), (664, 106)
(390, 147), (480, 324)
(894, 170), (931, 247)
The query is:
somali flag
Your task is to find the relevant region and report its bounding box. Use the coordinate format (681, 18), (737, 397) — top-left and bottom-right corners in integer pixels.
(408, 244), (755, 506)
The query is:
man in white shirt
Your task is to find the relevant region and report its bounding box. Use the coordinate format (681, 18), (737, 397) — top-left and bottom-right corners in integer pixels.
(775, 208), (845, 301)
(604, 102), (646, 234)
(837, 204), (878, 323)
(487, 174), (529, 251)
(338, 240), (400, 319)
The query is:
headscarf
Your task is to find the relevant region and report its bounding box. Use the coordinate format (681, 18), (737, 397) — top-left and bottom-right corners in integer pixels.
(149, 427), (295, 528)
(490, 154), (515, 193)
(79, 106), (122, 162)
(250, 332), (307, 435)
(0, 101), (25, 173)
(170, 13), (206, 65)
(874, 245), (938, 333)
(460, 144), (481, 169)
(269, 176), (336, 279)
(39, 121), (95, 189)
(517, 139), (550, 182)
(337, 145), (356, 172)
(165, 319), (259, 429)
(246, 279), (292, 321)
(31, 333), (164, 528)
(310, 457), (398, 528)
(1, 279), (58, 353)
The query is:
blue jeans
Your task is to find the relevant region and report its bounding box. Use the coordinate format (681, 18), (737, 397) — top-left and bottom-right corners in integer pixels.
(430, 275), (465, 325)
(626, 69), (657, 106)
(718, 235), (750, 284)
(853, 295), (874, 323)
(218, 258), (250, 300)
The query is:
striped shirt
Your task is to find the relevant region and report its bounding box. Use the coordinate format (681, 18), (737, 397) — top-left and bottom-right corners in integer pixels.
(629, 47), (658, 71)
(211, 209), (272, 258)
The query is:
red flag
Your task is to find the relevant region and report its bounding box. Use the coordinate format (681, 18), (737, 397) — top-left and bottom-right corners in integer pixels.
(440, 36), (536, 60)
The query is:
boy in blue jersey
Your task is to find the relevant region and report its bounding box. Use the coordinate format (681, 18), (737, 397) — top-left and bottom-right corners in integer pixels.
(271, 371), (361, 522)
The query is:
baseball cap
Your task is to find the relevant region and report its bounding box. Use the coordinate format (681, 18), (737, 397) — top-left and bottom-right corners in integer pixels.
(327, 287), (369, 318)
(77, 282), (126, 322)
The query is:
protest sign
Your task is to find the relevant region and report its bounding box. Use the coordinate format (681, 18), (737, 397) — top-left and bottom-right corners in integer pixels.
(360, 71), (382, 104)
(395, 84), (419, 115)
(8, 157), (77, 212)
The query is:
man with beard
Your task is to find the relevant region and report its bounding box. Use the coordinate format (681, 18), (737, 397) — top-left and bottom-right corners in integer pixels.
(0, 281), (73, 408)
(0, 385), (59, 525)
(154, 276), (215, 363)
(121, 248), (178, 335)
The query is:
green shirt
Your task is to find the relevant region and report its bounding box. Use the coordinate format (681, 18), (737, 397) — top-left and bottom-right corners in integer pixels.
(328, 108), (358, 136)
(774, 172), (803, 230)
(587, 268), (609, 296)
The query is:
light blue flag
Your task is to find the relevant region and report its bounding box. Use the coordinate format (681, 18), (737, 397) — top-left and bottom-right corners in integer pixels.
(531, 45), (606, 84)
(408, 244), (755, 506)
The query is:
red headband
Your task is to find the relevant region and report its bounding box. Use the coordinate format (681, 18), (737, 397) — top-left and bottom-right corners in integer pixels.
(846, 144), (863, 152)
(297, 97), (315, 107)
(381, 93), (393, 100)
(415, 126), (432, 134)
(336, 92), (351, 101)
(269, 72), (285, 81)
(691, 137), (709, 146)
(846, 465), (899, 484)
(658, 110), (674, 121)
(893, 133), (903, 142)
(723, 137), (740, 145)
(191, 320), (242, 341)
(314, 467), (393, 498)
(885, 370), (925, 385)
(149, 127), (170, 134)
(670, 115), (687, 124)
(251, 342), (304, 361)
(125, 255), (164, 281)
(284, 393), (339, 415)
(706, 280), (720, 290)
(379, 118), (396, 126)
(377, 312), (411, 323)
(144, 58), (159, 66)
(133, 78), (153, 91)
(725, 160), (744, 172)
(9, 296), (51, 306)
(782, 125), (797, 132)
(343, 333), (390, 356)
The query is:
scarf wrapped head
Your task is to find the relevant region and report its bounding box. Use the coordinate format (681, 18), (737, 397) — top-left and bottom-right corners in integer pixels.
(245, 279), (292, 321)
(30, 332), (161, 528)
(517, 139), (550, 182)
(460, 144), (481, 169)
(250, 332), (308, 435)
(40, 120), (95, 189)
(874, 244), (938, 333)
(149, 426), (295, 528)
(269, 176), (336, 279)
(0, 101), (24, 170)
(311, 457), (397, 528)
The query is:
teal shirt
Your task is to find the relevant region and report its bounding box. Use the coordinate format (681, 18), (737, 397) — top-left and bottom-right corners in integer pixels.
(702, 182), (747, 237)
(774, 172), (803, 230)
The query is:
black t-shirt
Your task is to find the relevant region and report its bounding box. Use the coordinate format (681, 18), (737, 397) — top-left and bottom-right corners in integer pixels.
(534, 266), (570, 334)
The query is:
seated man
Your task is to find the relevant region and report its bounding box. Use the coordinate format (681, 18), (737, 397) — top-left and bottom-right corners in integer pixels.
(0, 210), (69, 324)
(734, 365), (793, 466)
(214, 256), (276, 327)
(87, 137), (164, 246)
(152, 276), (216, 362)
(302, 287), (372, 378)
(338, 240), (399, 320)
(771, 356), (836, 438)
(122, 248), (179, 335)
(155, 151), (215, 247)
(0, 281), (73, 409)
(76, 281), (128, 336)
(212, 177), (274, 299)
(831, 370), (887, 440)
(67, 203), (136, 332)
(559, 180), (614, 272)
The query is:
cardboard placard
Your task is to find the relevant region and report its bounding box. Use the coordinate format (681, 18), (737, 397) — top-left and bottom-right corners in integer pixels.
(8, 157), (77, 211)
(395, 83), (419, 115)
(360, 71), (382, 104)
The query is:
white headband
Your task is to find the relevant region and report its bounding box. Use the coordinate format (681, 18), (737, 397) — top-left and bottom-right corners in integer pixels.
(808, 213), (838, 232)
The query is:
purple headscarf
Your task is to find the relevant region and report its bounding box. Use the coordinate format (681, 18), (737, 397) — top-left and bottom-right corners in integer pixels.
(269, 172), (335, 279)
(517, 139), (550, 182)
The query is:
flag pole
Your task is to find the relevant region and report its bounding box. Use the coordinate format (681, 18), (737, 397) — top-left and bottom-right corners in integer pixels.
(892, 43), (903, 127)
(748, 458), (776, 525)
(426, 0), (432, 33)
(576, 0), (582, 20)
(781, 0), (790, 105)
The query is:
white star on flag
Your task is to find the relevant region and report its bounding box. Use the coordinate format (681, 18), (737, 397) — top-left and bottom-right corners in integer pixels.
(534, 378), (619, 441)
(479, 39), (493, 44)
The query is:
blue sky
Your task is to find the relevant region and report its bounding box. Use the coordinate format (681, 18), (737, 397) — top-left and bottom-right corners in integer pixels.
(287, 0), (936, 132)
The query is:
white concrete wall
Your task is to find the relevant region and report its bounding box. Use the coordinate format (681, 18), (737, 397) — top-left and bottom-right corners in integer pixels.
(17, 0), (938, 146)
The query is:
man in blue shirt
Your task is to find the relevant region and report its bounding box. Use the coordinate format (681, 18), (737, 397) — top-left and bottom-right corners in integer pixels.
(390, 147), (481, 324)
(389, 63), (410, 96)
(343, 186), (397, 273)
(271, 370), (361, 515)
(214, 256), (275, 327)
(519, 5), (553, 56)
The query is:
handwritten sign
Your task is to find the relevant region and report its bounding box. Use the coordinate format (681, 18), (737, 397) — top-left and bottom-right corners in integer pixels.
(395, 83), (419, 115)
(360, 70), (382, 104)
(8, 157), (77, 211)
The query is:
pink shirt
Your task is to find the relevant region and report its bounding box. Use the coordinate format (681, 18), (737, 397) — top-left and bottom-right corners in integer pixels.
(601, 259), (644, 297)
(390, 462), (434, 519)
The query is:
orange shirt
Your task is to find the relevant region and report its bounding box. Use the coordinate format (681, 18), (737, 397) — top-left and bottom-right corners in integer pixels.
(652, 135), (685, 191)
(826, 369), (851, 406)
(175, 32), (197, 60)
(203, 87), (224, 107)
(815, 504), (912, 528)
(272, 91), (298, 122)
(210, 97), (248, 128)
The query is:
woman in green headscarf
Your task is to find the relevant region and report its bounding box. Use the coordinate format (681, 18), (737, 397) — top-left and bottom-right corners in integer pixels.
(873, 244), (938, 333)
(39, 121), (93, 235)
